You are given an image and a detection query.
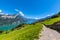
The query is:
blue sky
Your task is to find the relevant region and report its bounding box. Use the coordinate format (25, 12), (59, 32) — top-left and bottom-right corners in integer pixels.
(0, 0), (60, 19)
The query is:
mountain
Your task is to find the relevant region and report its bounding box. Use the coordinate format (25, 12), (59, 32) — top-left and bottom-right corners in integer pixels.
(0, 13), (38, 31)
(39, 12), (60, 22)
(0, 13), (27, 31)
(26, 18), (38, 24)
(0, 13), (26, 25)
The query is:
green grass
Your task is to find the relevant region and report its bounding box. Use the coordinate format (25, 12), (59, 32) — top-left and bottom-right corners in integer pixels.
(0, 23), (43, 40)
(42, 17), (60, 25)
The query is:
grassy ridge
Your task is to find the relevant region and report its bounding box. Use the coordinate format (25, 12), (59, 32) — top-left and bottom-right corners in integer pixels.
(0, 23), (43, 40)
(42, 17), (60, 25)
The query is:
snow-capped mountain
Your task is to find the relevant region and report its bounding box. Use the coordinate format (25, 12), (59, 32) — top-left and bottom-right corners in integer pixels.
(0, 12), (39, 25)
(0, 13), (26, 25)
(1, 14), (18, 19)
(0, 9), (38, 31)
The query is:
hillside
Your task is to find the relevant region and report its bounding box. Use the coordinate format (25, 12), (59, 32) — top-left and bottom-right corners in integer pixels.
(0, 22), (43, 40)
(40, 12), (60, 25)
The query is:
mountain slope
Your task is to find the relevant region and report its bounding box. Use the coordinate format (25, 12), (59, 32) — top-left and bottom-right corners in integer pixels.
(38, 12), (60, 25)
(0, 22), (43, 40)
(0, 13), (26, 25)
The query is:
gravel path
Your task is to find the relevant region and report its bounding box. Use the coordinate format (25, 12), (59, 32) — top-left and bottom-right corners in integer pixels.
(39, 25), (60, 40)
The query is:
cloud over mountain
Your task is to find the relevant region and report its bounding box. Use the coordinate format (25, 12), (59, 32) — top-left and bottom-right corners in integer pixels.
(15, 9), (24, 16)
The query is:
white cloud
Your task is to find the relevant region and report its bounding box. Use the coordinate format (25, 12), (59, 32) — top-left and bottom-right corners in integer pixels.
(34, 18), (39, 19)
(15, 9), (19, 12)
(0, 10), (2, 13)
(15, 9), (24, 16)
(47, 15), (50, 16)
(26, 17), (40, 19)
(19, 11), (24, 16)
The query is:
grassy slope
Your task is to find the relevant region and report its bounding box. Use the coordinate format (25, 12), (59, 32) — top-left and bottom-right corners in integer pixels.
(42, 17), (60, 25)
(0, 23), (43, 40)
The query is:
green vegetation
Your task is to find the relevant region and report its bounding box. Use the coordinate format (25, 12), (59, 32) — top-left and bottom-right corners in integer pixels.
(42, 17), (60, 25)
(41, 12), (60, 25)
(0, 23), (43, 40)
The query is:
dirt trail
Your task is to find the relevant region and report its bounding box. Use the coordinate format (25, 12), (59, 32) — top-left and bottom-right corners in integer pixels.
(39, 25), (60, 40)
